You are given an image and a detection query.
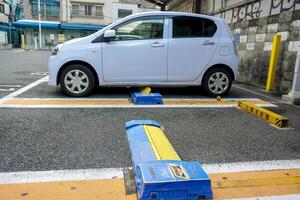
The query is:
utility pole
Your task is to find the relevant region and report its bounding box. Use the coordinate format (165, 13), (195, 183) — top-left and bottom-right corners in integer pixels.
(38, 0), (42, 48)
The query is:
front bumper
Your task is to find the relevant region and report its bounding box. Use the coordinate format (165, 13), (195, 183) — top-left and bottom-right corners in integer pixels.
(48, 55), (60, 86)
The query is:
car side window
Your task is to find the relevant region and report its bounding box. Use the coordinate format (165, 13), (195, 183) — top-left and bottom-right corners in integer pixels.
(113, 18), (164, 41)
(172, 16), (217, 38)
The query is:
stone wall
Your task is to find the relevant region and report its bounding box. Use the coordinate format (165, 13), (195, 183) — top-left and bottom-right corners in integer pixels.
(230, 10), (300, 94)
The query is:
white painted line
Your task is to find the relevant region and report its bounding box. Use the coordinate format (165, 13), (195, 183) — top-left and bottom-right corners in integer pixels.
(0, 76), (48, 104)
(0, 103), (277, 108)
(0, 160), (299, 185)
(0, 168), (123, 185)
(233, 194), (300, 200)
(232, 84), (280, 102)
(202, 159), (300, 174)
(0, 85), (22, 87)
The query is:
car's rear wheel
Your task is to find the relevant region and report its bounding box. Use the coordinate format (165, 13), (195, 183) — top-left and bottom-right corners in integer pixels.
(60, 64), (95, 97)
(202, 67), (232, 97)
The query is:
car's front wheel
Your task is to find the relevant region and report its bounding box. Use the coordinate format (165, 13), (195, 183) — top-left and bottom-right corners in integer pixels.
(202, 67), (232, 97)
(60, 64), (95, 97)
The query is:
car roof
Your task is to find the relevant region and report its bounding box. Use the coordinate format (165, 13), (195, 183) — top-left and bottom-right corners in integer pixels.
(128, 11), (223, 22)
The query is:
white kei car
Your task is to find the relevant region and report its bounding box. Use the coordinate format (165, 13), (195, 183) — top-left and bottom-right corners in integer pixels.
(48, 11), (238, 97)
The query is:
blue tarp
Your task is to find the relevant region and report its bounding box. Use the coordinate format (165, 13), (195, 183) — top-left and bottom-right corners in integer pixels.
(12, 21), (105, 31)
(30, 0), (59, 3)
(0, 24), (10, 30)
(60, 23), (105, 30)
(13, 21), (60, 29)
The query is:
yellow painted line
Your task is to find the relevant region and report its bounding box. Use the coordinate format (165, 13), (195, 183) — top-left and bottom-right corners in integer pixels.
(211, 169), (300, 199)
(238, 101), (289, 128)
(2, 99), (271, 106)
(0, 170), (299, 200)
(3, 99), (131, 105)
(143, 125), (180, 160)
(0, 178), (136, 200)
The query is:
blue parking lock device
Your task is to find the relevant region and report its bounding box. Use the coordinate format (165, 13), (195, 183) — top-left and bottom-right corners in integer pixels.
(135, 160), (213, 200)
(131, 92), (163, 105)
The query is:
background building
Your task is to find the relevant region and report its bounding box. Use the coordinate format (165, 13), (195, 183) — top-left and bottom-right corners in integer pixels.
(0, 0), (10, 47)
(13, 0), (157, 49)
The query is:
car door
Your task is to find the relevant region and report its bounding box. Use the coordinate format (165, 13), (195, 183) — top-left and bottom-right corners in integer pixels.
(167, 16), (219, 82)
(102, 17), (168, 82)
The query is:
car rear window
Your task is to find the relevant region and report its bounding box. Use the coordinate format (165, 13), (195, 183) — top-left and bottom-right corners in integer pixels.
(172, 16), (217, 38)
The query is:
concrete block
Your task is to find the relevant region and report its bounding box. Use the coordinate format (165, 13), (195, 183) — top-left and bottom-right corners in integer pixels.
(290, 30), (300, 40)
(283, 71), (295, 81)
(291, 20), (300, 30)
(240, 28), (248, 35)
(288, 41), (300, 51)
(234, 28), (241, 34)
(248, 18), (259, 26)
(277, 31), (289, 41)
(256, 34), (266, 42)
(280, 80), (293, 94)
(278, 23), (290, 32)
(268, 14), (279, 24)
(238, 43), (246, 50)
(279, 11), (293, 23)
(246, 43), (255, 50)
(257, 25), (267, 34)
(248, 26), (257, 34)
(265, 33), (275, 42)
(292, 10), (300, 20)
(264, 42), (273, 51)
(248, 34), (256, 42)
(256, 42), (264, 50)
(267, 23), (279, 33)
(240, 35), (247, 43)
(257, 16), (268, 26)
(241, 20), (249, 28)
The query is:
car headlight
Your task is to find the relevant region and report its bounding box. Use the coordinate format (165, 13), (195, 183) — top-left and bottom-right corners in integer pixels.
(52, 44), (63, 56)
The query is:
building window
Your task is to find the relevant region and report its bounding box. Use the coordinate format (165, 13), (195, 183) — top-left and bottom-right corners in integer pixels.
(118, 9), (132, 18)
(0, 4), (4, 13)
(46, 3), (59, 16)
(84, 5), (92, 16)
(31, 2), (45, 15)
(95, 6), (103, 17)
(31, 3), (38, 14)
(72, 4), (79, 16)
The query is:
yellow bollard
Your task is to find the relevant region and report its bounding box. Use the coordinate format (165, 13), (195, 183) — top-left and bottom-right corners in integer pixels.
(139, 87), (151, 94)
(21, 34), (25, 49)
(266, 35), (281, 92)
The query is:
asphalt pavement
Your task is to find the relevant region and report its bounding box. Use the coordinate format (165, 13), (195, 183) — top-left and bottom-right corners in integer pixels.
(0, 49), (299, 174)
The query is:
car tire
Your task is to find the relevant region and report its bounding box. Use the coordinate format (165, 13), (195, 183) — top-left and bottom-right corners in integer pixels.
(60, 64), (95, 97)
(202, 67), (232, 97)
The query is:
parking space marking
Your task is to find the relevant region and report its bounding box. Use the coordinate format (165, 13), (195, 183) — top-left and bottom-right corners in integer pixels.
(0, 98), (276, 108)
(1, 160), (298, 185)
(202, 159), (300, 174)
(0, 76), (48, 104)
(234, 194), (300, 200)
(0, 168), (123, 185)
(0, 163), (299, 200)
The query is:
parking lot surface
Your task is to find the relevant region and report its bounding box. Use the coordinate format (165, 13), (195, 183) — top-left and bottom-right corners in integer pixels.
(0, 50), (299, 199)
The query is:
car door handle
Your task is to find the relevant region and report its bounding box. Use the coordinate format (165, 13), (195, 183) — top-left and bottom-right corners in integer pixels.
(202, 41), (215, 46)
(151, 42), (165, 48)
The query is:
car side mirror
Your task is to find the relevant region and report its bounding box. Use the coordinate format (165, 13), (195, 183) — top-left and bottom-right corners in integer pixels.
(103, 30), (116, 41)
